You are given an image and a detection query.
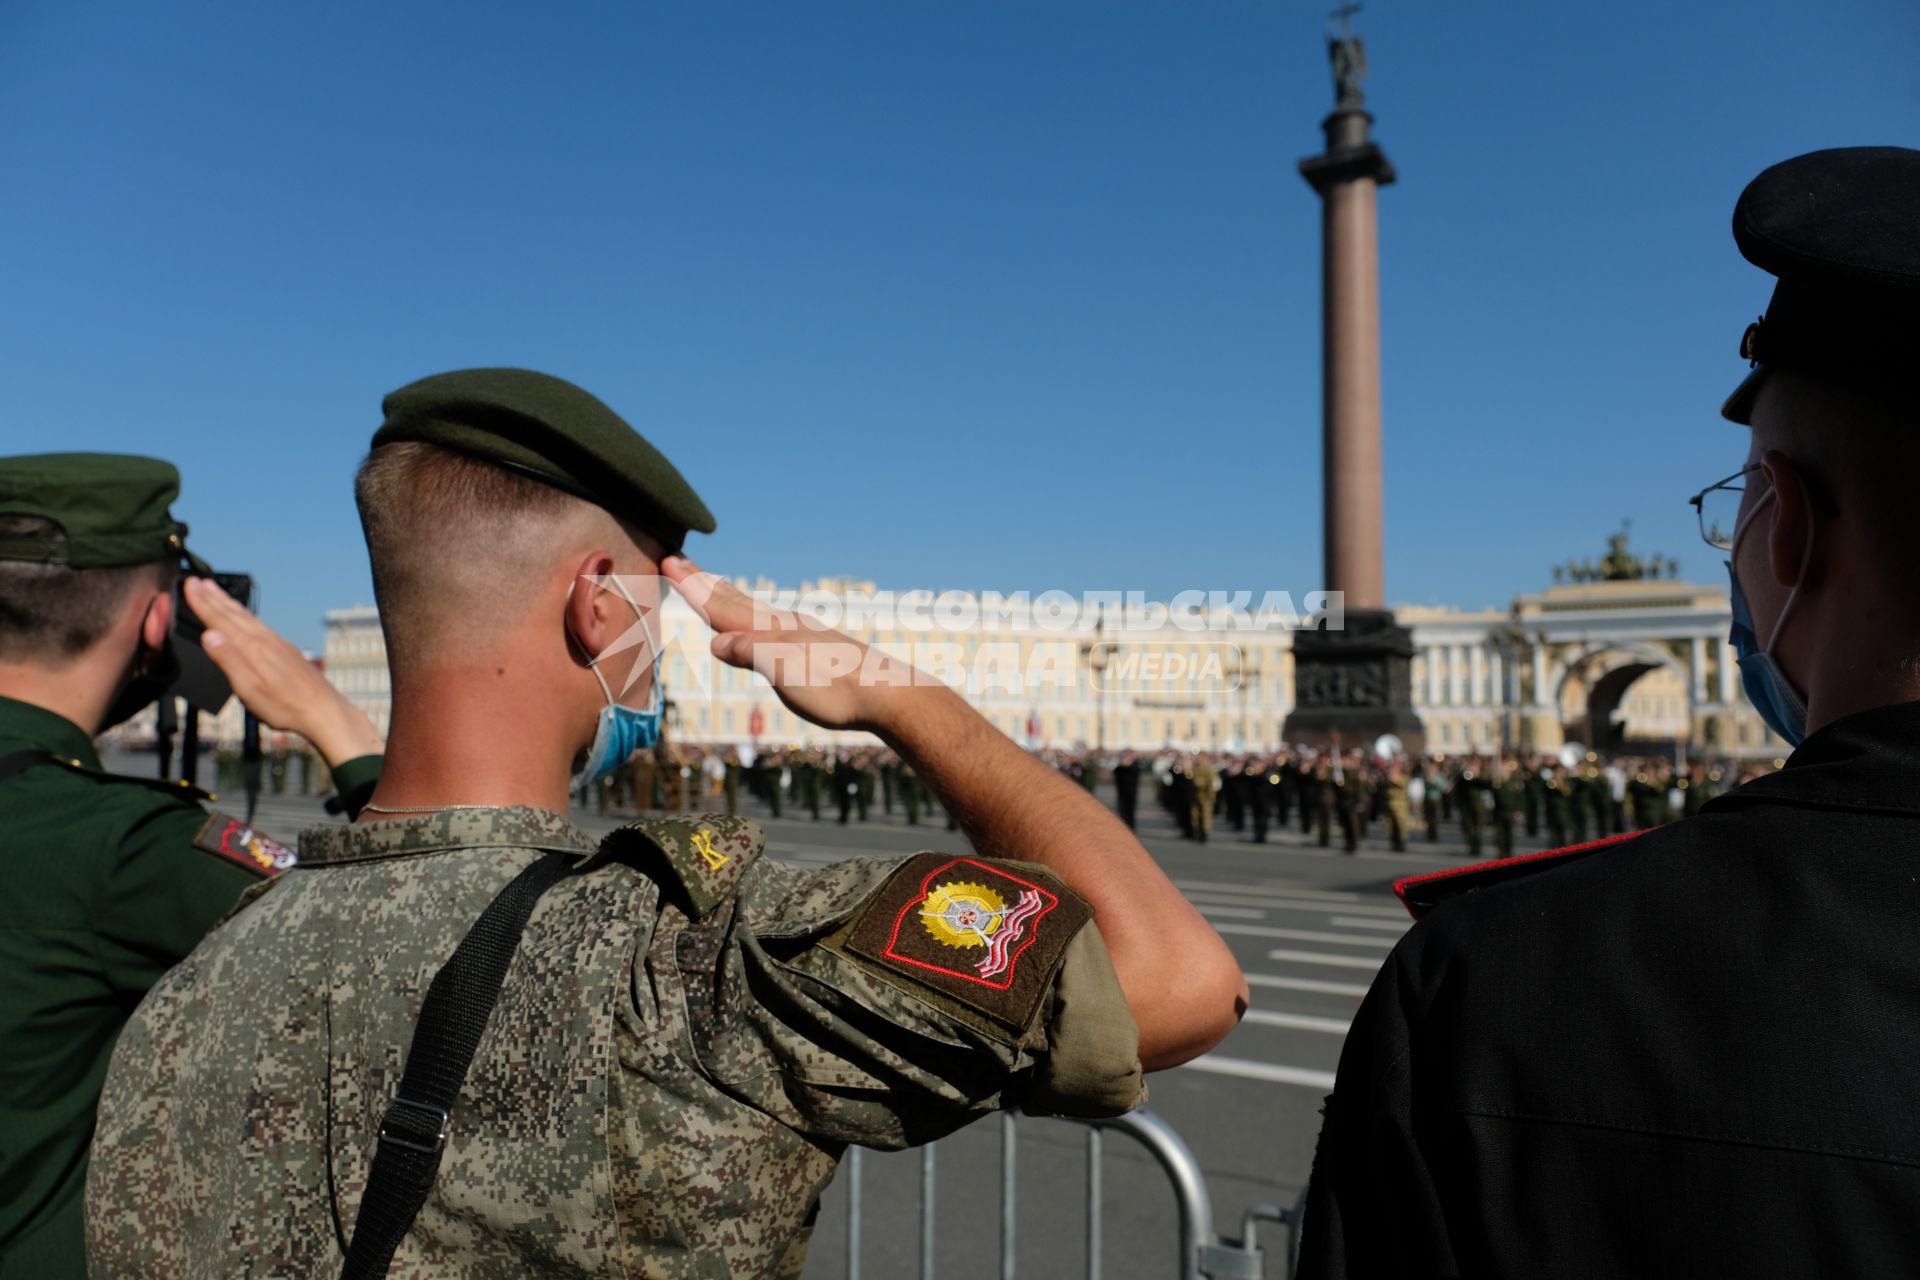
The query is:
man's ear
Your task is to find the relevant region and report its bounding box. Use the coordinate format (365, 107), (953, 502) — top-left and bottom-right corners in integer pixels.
(140, 587), (173, 651)
(565, 550), (618, 661)
(1760, 449), (1817, 591)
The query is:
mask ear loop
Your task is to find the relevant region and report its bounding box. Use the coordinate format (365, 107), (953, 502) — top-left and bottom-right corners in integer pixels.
(1764, 505), (1819, 661)
(567, 576), (661, 708)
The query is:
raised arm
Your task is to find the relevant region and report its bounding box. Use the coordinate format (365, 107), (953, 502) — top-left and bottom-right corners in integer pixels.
(664, 557), (1247, 1070)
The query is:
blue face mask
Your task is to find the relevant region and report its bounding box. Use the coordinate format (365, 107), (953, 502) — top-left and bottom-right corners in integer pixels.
(1725, 489), (1811, 748)
(569, 578), (664, 791)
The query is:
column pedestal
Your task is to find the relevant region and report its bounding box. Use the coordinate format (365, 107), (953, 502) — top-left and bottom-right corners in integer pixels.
(1284, 609), (1426, 752)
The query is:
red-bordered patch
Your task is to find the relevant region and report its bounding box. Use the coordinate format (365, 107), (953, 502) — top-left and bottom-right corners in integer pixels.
(192, 813), (297, 878)
(845, 853), (1092, 1029)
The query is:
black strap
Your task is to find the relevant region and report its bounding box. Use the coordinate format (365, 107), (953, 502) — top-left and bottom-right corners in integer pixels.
(339, 851), (576, 1280)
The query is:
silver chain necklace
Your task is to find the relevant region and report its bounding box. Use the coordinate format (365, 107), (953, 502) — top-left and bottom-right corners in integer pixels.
(361, 801), (503, 815)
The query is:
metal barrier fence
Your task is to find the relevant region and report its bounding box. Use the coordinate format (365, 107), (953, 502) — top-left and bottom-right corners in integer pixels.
(836, 1109), (1305, 1280)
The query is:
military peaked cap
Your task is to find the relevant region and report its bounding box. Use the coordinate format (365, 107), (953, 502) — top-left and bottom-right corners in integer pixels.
(0, 452), (211, 573)
(374, 368), (716, 550)
(1722, 146), (1920, 423)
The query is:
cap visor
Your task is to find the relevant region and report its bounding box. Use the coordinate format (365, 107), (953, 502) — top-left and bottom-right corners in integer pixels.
(1720, 365), (1768, 425)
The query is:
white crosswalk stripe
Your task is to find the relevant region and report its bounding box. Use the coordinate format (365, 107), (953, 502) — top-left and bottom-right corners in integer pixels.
(1182, 890), (1406, 919)
(1180, 1055), (1337, 1090)
(1265, 948), (1391, 970)
(1247, 972), (1371, 997)
(1243, 1010), (1351, 1035)
(1178, 878), (1360, 901)
(1213, 923), (1396, 948)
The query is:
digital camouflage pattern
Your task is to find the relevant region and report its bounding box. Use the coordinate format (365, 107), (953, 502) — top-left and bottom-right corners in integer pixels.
(87, 807), (1142, 1278)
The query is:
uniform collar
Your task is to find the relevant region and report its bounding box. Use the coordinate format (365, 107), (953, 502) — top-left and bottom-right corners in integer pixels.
(0, 694), (100, 769)
(1705, 699), (1920, 817)
(298, 805), (599, 866)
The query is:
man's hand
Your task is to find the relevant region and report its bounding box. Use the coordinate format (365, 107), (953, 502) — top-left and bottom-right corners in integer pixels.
(183, 577), (385, 766)
(662, 555), (918, 733)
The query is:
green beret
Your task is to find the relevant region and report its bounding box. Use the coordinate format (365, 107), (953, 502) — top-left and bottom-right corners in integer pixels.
(0, 452), (211, 573)
(374, 368), (716, 550)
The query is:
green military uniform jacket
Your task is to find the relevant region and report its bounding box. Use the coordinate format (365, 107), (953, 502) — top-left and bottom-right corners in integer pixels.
(87, 808), (1143, 1278)
(0, 695), (379, 1279)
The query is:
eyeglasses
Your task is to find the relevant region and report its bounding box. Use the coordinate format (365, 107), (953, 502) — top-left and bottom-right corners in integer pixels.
(1687, 464), (1764, 550)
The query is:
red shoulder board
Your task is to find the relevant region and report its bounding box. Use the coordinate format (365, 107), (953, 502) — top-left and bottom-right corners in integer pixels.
(1392, 830), (1645, 920)
(844, 853), (1092, 1031)
(192, 812), (298, 878)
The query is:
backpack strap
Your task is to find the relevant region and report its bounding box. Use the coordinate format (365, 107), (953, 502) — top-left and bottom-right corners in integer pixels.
(338, 850), (576, 1280)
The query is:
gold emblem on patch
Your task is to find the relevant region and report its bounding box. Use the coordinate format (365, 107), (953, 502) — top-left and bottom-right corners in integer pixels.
(690, 828), (729, 872)
(919, 882), (1007, 949)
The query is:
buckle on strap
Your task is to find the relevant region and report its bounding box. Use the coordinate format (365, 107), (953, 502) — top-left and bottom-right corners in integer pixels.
(378, 1097), (451, 1155)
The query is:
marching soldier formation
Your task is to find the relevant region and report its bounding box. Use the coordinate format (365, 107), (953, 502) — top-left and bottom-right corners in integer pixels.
(562, 735), (1761, 868)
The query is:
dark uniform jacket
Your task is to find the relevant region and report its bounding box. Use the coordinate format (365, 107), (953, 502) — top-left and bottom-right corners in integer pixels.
(0, 694), (380, 1279)
(1300, 701), (1920, 1278)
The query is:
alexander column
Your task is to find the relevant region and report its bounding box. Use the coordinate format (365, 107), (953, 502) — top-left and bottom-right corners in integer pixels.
(1283, 6), (1425, 753)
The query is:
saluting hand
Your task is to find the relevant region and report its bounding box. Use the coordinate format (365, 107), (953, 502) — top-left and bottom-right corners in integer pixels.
(183, 576), (386, 765)
(662, 555), (920, 734)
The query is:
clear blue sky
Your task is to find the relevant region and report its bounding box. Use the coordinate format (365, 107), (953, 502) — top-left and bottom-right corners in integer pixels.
(2, 1), (1915, 649)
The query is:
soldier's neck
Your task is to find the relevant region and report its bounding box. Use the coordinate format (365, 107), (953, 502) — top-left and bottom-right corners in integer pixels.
(0, 652), (121, 739)
(1783, 595), (1920, 741)
(362, 665), (585, 820)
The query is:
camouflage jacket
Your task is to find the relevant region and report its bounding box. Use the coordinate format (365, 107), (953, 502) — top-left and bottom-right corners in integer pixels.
(86, 808), (1142, 1278)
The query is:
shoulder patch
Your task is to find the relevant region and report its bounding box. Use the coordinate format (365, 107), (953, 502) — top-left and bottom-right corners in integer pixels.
(1392, 829), (1645, 920)
(590, 814), (765, 918)
(842, 852), (1092, 1031)
(191, 812), (298, 877)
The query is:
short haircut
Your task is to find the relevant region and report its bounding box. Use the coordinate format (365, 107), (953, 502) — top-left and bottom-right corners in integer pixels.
(0, 516), (174, 663)
(354, 441), (618, 667)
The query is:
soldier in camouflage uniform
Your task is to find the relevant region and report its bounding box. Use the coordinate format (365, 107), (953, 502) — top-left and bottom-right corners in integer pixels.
(1189, 753), (1218, 843)
(1379, 756), (1411, 853)
(87, 370), (1246, 1279)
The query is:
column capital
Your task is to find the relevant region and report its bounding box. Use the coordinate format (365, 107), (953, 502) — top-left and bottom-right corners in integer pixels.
(1299, 110), (1396, 193)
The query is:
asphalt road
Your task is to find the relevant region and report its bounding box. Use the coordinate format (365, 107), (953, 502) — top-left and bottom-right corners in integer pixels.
(163, 765), (1545, 1279)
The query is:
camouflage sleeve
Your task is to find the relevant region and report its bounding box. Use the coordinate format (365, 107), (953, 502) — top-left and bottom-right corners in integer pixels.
(670, 853), (1143, 1150)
